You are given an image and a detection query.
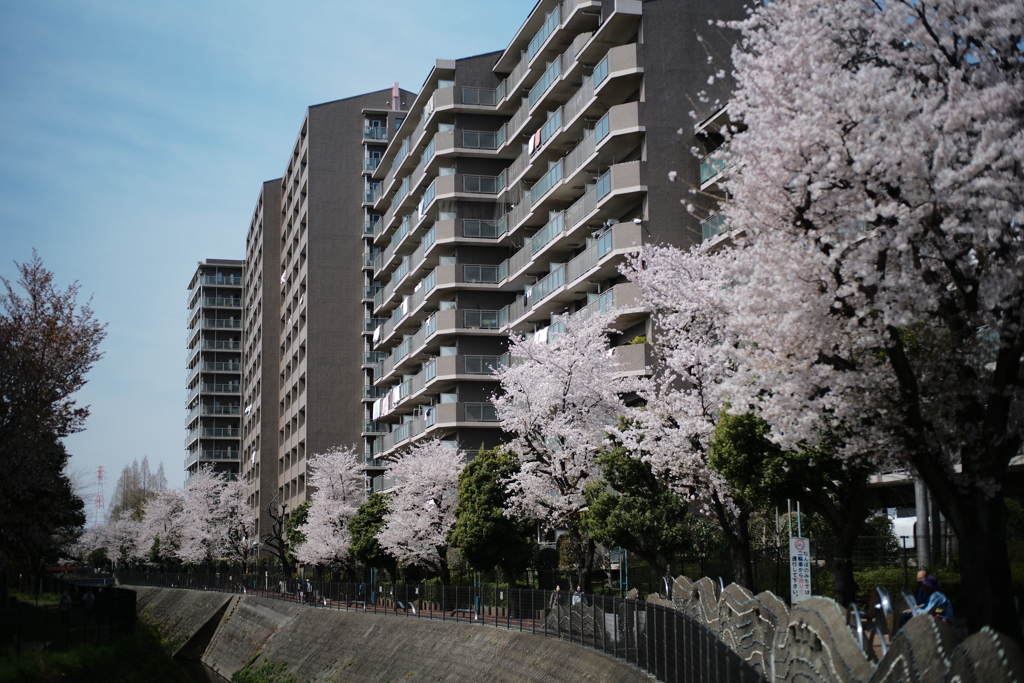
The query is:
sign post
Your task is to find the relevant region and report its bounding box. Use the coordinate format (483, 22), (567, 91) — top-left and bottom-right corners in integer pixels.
(790, 537), (811, 604)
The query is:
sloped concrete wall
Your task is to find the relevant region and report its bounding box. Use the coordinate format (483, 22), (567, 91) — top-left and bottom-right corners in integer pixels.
(134, 585), (233, 652)
(136, 588), (650, 682)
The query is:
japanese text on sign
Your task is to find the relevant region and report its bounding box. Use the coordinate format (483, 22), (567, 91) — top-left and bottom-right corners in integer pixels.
(790, 537), (811, 604)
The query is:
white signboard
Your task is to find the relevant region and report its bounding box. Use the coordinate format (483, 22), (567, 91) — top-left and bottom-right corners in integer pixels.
(789, 537), (812, 604)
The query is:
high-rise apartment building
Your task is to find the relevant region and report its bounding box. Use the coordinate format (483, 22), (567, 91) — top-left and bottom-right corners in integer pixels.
(185, 259), (244, 484)
(238, 88), (413, 530)
(365, 0), (746, 482)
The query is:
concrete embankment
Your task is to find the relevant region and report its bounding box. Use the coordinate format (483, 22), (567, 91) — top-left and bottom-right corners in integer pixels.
(132, 586), (651, 682)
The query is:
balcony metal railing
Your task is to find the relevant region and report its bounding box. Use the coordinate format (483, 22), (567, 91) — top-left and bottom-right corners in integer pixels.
(201, 405), (240, 416)
(529, 59), (562, 107)
(362, 420), (386, 434)
(199, 428), (240, 438)
(362, 385), (386, 399)
(363, 157), (381, 172)
(197, 361), (241, 372)
(199, 340), (241, 351)
(461, 85), (504, 106)
(363, 126), (388, 141)
(462, 130), (504, 150)
(363, 352), (388, 365)
(462, 219), (506, 239)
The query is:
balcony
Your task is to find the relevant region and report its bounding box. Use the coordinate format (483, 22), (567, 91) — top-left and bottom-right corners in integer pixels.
(362, 420), (387, 434)
(700, 146), (729, 189)
(200, 340), (241, 351)
(201, 405), (240, 416)
(701, 212), (727, 242)
(375, 401), (500, 456)
(200, 318), (242, 330)
(200, 427), (240, 438)
(363, 157), (381, 172)
(199, 297), (241, 308)
(610, 343), (654, 377)
(373, 354), (506, 420)
(363, 126), (388, 142)
(198, 276), (242, 286)
(198, 361), (241, 373)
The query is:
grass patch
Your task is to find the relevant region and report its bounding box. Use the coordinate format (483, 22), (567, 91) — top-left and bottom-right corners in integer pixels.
(0, 621), (192, 683)
(232, 655), (300, 683)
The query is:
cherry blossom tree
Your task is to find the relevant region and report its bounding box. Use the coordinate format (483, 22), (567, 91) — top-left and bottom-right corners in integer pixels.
(174, 467), (225, 565)
(216, 477), (255, 568)
(293, 445), (365, 569)
(135, 487), (184, 565)
(377, 439), (464, 584)
(619, 246), (760, 585)
(494, 310), (629, 590)
(720, 0), (1024, 641)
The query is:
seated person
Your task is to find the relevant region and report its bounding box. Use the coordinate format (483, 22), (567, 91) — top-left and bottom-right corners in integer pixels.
(909, 575), (953, 625)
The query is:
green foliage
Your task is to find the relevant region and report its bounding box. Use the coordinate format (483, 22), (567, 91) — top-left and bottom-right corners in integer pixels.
(627, 335), (647, 345)
(0, 253), (105, 582)
(232, 656), (298, 683)
(448, 448), (536, 582)
(86, 546), (108, 568)
(0, 622), (192, 683)
(582, 445), (691, 575)
(287, 500), (310, 565)
(349, 492), (396, 574)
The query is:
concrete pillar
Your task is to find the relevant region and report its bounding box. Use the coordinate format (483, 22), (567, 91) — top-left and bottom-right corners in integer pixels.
(915, 476), (931, 568)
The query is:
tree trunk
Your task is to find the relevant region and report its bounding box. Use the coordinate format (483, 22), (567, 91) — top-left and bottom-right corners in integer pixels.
(437, 545), (452, 586)
(934, 484), (1022, 645)
(712, 494), (753, 589)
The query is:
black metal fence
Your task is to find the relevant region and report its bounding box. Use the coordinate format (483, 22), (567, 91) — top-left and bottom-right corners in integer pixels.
(120, 572), (763, 683)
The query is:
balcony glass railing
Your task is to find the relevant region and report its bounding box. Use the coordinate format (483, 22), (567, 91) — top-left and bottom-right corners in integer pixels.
(199, 450), (240, 461)
(595, 169), (612, 200)
(198, 276), (242, 286)
(595, 111), (610, 143)
(362, 420), (386, 433)
(463, 265), (502, 284)
(363, 317), (387, 331)
(530, 163), (563, 204)
(363, 126), (388, 141)
(395, 177), (411, 203)
(530, 213), (565, 254)
(532, 265), (565, 302)
(528, 5), (560, 60)
(700, 147), (729, 183)
(465, 402), (499, 422)
(201, 297), (241, 307)
(201, 405), (240, 416)
(421, 138), (436, 166)
(464, 309), (501, 329)
(463, 219), (506, 239)
(420, 180), (437, 214)
(363, 286), (382, 299)
(463, 175), (503, 194)
(702, 212), (727, 241)
(539, 109), (562, 148)
(529, 60), (562, 107)
(422, 225), (436, 251)
(198, 383), (240, 394)
(363, 157), (381, 172)
(594, 54), (610, 87)
(462, 130), (503, 149)
(200, 340), (241, 350)
(363, 352), (387, 365)
(462, 86), (503, 106)
(199, 362), (240, 372)
(362, 385), (386, 399)
(464, 355), (507, 374)
(199, 427), (240, 438)
(201, 318), (241, 329)
(363, 220), (379, 235)
(394, 138), (411, 166)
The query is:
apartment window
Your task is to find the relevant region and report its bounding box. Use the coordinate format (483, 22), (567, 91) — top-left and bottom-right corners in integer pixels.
(463, 130), (501, 149)
(463, 265), (500, 283)
(465, 402), (498, 422)
(464, 175), (501, 194)
(464, 310), (500, 329)
(462, 219), (505, 239)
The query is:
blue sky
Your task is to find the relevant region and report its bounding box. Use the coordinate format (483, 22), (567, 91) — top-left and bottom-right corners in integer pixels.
(0, 0), (536, 517)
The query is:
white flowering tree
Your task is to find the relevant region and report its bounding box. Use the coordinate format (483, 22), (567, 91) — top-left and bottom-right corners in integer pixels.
(619, 246), (759, 584)
(494, 310), (628, 590)
(135, 487), (184, 565)
(216, 477), (255, 568)
(293, 445), (365, 569)
(719, 0), (1024, 641)
(377, 439), (464, 584)
(174, 467), (224, 565)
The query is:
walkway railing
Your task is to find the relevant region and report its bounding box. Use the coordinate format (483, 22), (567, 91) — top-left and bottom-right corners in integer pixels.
(118, 573), (763, 683)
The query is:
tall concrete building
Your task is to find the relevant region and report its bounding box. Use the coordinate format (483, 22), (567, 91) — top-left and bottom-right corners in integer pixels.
(365, 0), (746, 482)
(238, 88), (413, 533)
(185, 259), (244, 484)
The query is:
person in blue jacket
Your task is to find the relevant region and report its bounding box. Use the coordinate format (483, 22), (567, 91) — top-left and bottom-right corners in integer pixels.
(911, 574), (954, 625)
